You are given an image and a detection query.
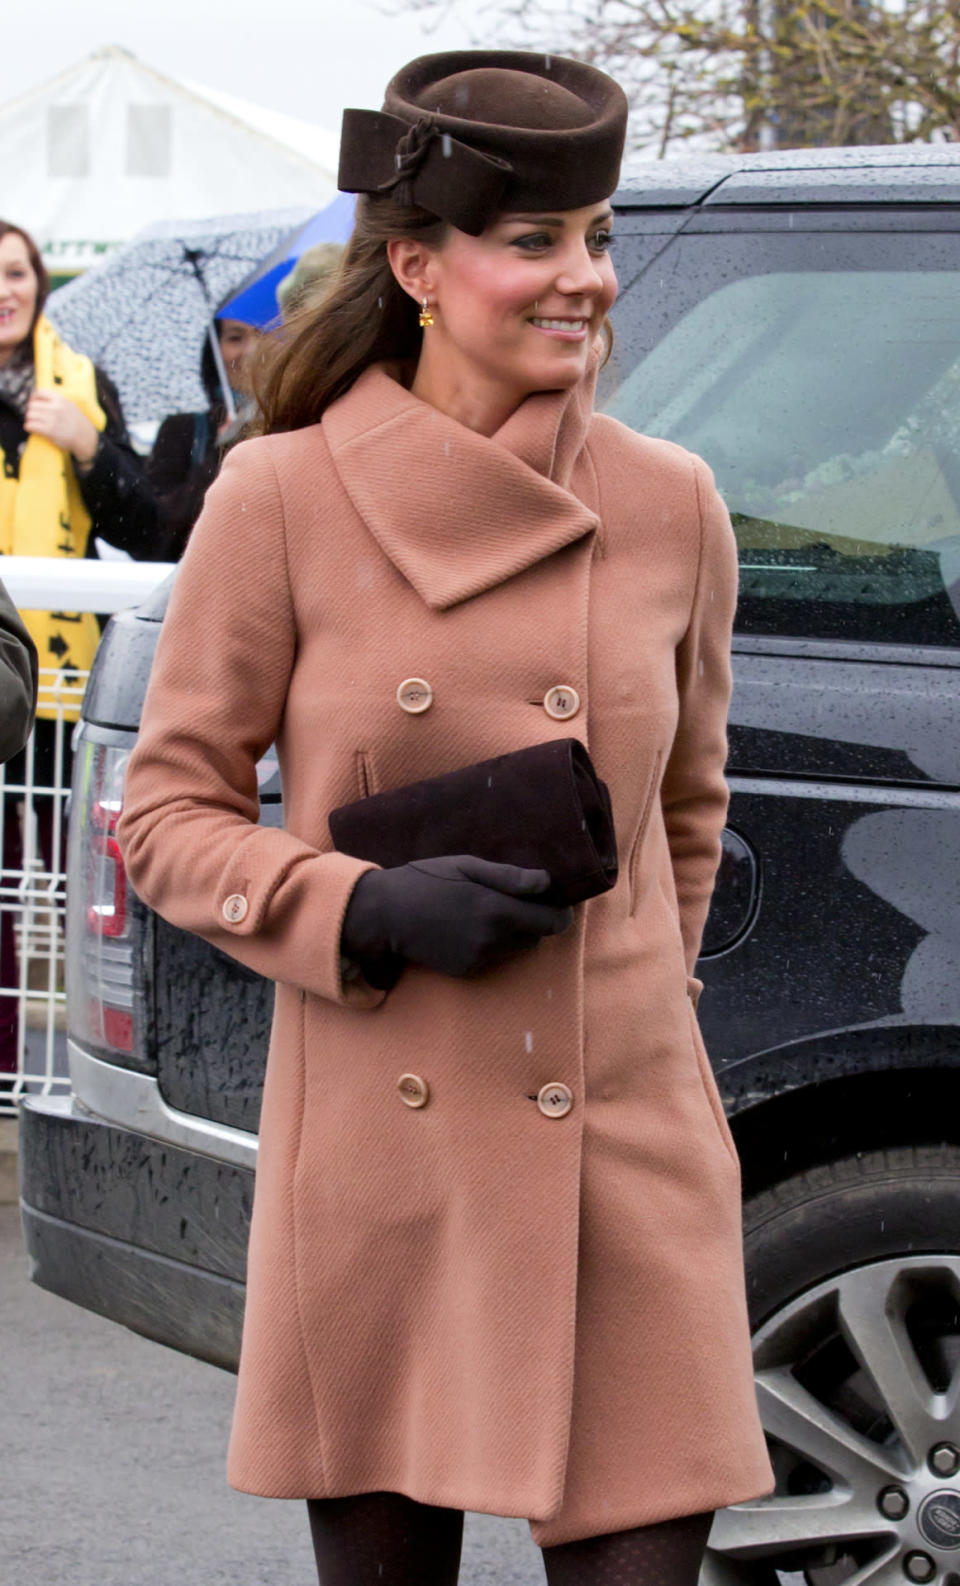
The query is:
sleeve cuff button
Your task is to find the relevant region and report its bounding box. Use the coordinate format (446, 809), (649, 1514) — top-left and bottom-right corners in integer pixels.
(222, 893), (249, 925)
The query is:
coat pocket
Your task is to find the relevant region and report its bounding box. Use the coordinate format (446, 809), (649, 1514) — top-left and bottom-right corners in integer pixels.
(687, 1003), (740, 1173)
(627, 749), (662, 915)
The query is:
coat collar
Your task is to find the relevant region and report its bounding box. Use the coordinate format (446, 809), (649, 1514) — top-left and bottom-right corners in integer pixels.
(322, 357), (600, 610)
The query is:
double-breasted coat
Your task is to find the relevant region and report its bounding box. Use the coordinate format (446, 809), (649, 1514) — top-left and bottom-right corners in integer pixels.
(118, 355), (774, 1547)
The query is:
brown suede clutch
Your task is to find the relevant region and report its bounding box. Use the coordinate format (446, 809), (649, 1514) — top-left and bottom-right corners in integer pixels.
(329, 738), (618, 907)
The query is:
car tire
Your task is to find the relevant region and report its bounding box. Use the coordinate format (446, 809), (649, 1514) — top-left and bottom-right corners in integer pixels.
(703, 1146), (960, 1586)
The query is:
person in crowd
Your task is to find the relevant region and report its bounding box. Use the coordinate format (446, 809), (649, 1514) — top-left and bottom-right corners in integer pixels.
(0, 577), (36, 763)
(276, 243), (344, 322)
(118, 51), (772, 1586)
(147, 318), (261, 561)
(0, 217), (158, 1076)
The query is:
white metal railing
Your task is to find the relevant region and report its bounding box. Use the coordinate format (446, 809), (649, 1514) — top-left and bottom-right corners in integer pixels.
(0, 558), (175, 1117)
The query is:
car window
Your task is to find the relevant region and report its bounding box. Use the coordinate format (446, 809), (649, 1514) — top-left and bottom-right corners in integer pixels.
(604, 225), (960, 645)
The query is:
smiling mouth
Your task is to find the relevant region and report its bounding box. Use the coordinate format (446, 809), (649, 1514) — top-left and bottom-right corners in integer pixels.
(530, 316), (589, 334)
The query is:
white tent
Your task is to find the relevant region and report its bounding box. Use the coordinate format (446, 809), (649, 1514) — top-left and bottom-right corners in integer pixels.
(0, 45), (338, 276)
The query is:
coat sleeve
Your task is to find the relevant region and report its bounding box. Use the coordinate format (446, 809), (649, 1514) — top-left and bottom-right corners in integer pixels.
(660, 455), (739, 978)
(0, 576), (37, 762)
(117, 440), (386, 1010)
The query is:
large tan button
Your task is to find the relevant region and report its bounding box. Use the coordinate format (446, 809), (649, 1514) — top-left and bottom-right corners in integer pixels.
(544, 685), (580, 721)
(537, 1082), (573, 1118)
(222, 893), (248, 925)
(398, 1072), (430, 1109)
(397, 678), (433, 714)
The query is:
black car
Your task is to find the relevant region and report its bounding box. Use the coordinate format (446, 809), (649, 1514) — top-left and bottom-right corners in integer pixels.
(21, 145), (960, 1586)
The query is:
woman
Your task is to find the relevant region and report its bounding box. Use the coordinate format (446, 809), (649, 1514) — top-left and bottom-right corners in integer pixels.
(147, 317), (261, 560)
(118, 51), (773, 1586)
(0, 221), (160, 644)
(0, 219), (158, 1075)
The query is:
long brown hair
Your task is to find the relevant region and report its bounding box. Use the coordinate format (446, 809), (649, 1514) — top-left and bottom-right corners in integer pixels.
(256, 194), (446, 434)
(0, 220), (50, 333)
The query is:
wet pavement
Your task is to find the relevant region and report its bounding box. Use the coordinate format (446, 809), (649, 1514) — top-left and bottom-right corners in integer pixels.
(1, 1204), (544, 1585)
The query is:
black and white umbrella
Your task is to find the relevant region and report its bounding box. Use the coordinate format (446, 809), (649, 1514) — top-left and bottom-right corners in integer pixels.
(46, 206), (314, 427)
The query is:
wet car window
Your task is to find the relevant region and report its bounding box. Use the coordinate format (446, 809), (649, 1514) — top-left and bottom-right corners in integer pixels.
(604, 226), (960, 645)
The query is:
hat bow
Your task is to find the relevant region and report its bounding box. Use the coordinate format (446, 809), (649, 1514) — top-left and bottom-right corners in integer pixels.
(339, 108), (514, 234)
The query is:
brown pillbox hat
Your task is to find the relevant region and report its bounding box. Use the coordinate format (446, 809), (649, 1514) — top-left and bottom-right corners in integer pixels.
(338, 50), (628, 235)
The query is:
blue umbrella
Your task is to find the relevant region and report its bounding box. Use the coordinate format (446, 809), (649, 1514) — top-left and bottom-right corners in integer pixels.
(218, 192), (356, 327)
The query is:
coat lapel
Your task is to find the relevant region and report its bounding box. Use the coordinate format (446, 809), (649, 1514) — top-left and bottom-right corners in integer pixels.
(322, 361), (600, 610)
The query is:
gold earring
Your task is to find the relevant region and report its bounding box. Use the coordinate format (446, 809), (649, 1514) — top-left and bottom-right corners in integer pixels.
(419, 298), (435, 329)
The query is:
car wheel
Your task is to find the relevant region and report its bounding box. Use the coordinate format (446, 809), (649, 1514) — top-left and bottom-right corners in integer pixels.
(703, 1146), (960, 1586)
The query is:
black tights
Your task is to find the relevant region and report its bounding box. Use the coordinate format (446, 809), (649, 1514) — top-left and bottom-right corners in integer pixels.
(307, 1491), (714, 1586)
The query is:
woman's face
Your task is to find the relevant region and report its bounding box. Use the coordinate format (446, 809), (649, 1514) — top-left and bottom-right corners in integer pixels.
(0, 232), (39, 364)
(410, 201), (617, 415)
(218, 319), (260, 396)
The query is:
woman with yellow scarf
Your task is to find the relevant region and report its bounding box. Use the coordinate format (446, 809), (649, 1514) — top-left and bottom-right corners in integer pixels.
(0, 218), (159, 1077)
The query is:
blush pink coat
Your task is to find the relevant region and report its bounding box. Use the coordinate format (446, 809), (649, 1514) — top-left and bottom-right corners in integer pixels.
(118, 357), (773, 1546)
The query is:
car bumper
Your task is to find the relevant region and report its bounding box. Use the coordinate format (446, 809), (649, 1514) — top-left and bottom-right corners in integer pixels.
(18, 1094), (253, 1370)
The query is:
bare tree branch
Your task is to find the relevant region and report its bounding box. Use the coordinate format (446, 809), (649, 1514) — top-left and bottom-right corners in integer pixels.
(382, 0), (960, 154)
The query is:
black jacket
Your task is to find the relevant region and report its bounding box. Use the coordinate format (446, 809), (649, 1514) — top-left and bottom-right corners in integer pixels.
(146, 404), (225, 562)
(0, 368), (162, 561)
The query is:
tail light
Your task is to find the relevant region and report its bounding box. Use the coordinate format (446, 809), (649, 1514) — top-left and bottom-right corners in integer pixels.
(66, 737), (144, 1062)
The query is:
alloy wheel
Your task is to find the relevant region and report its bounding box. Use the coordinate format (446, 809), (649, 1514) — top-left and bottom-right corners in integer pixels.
(704, 1256), (960, 1586)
